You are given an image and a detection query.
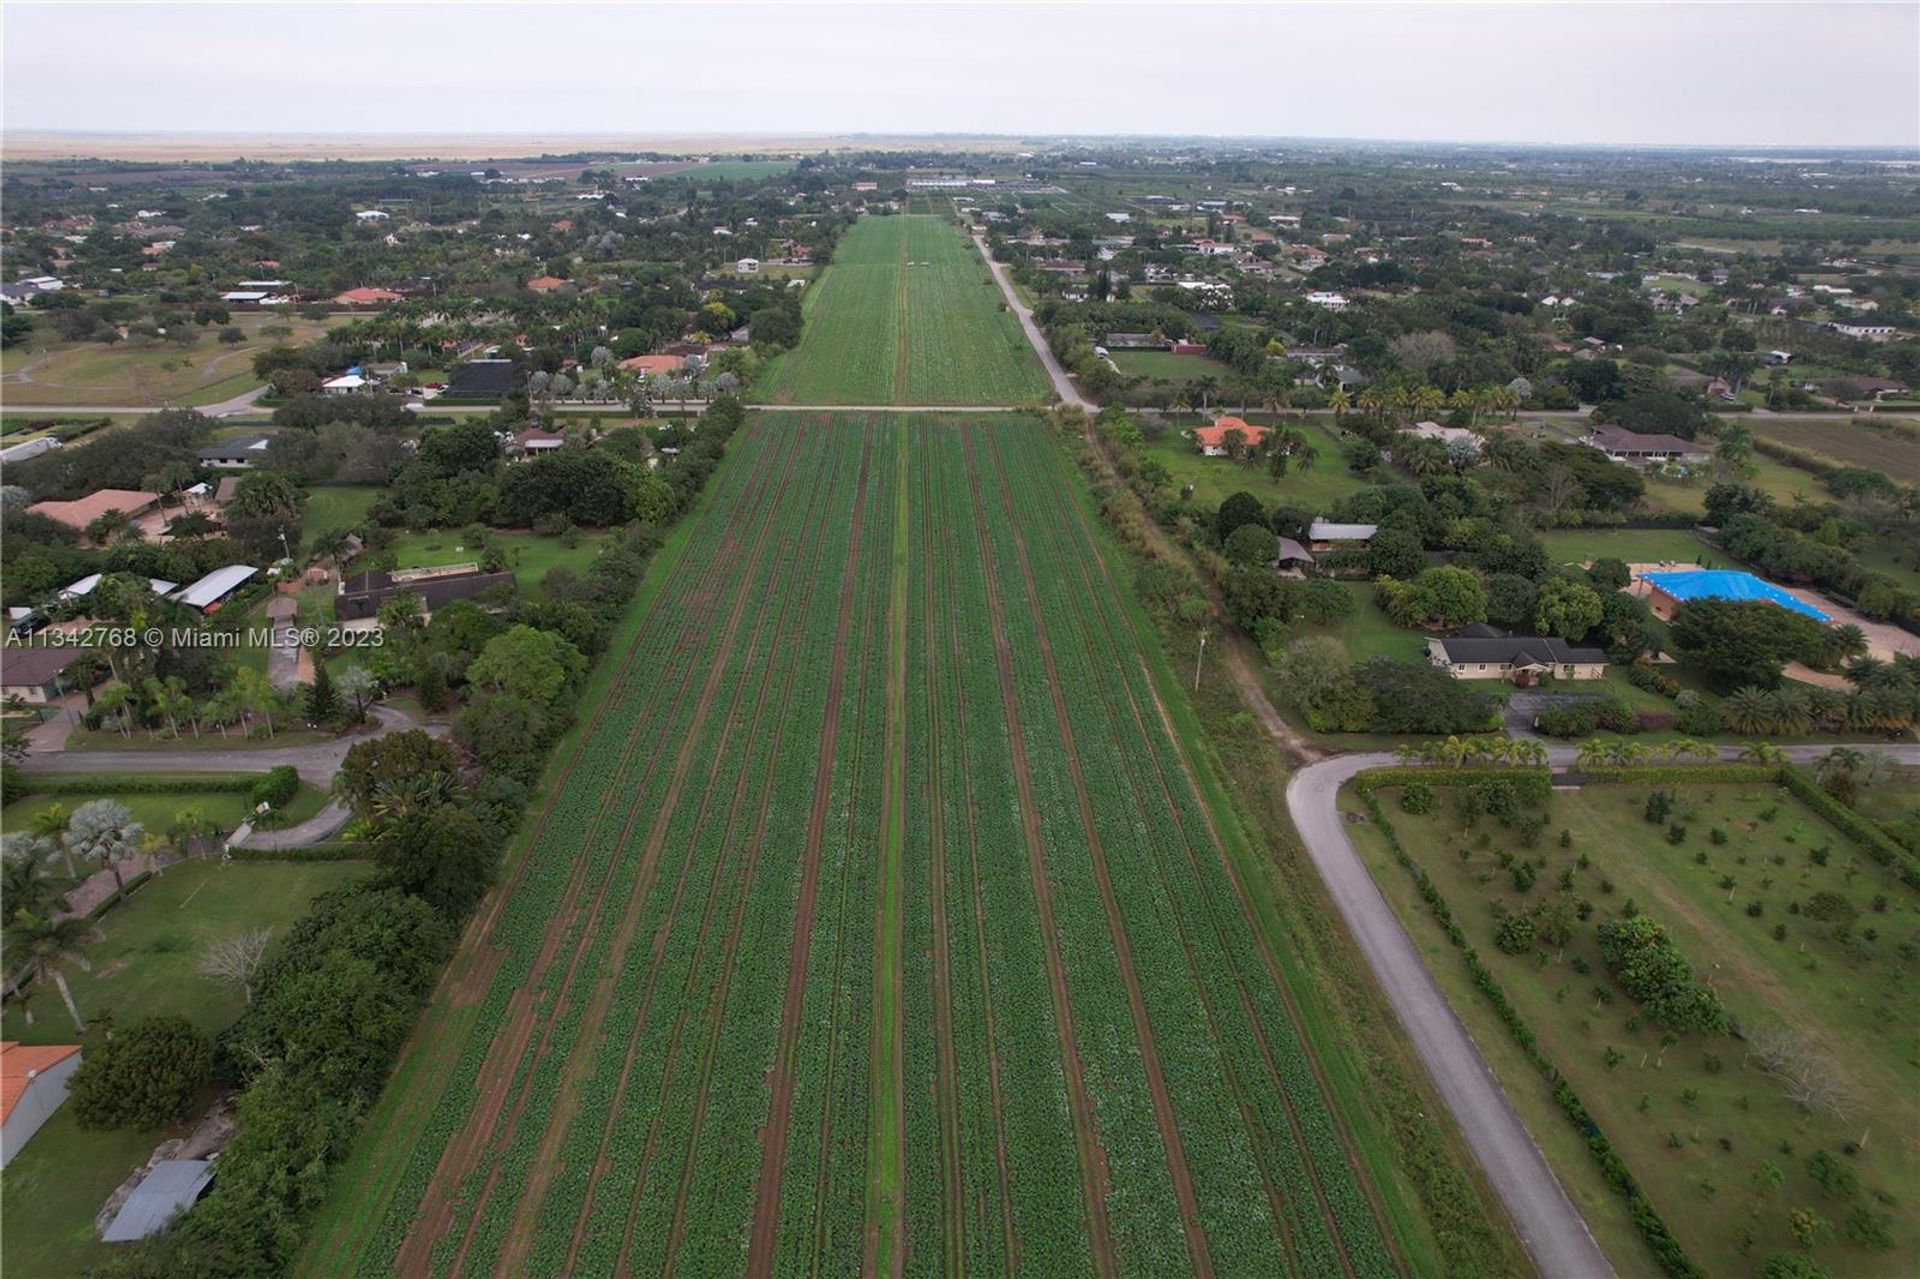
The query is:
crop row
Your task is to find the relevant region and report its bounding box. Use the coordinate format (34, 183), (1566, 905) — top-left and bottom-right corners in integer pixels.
(341, 422), (811, 1275)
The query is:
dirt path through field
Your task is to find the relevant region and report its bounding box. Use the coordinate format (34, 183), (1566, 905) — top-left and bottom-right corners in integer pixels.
(746, 425), (875, 1278)
(962, 429), (1118, 1278)
(986, 435), (1215, 1279)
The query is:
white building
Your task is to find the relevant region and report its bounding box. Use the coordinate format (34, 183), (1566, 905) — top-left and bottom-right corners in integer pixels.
(1306, 291), (1350, 310)
(1, 1043), (82, 1168)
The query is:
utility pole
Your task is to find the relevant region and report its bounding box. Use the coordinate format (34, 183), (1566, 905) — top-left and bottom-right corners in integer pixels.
(1193, 627), (1209, 692)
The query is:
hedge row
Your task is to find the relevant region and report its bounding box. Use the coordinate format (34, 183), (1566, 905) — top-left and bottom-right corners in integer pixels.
(25, 773), (261, 796)
(227, 843), (371, 864)
(1351, 776), (1706, 1279)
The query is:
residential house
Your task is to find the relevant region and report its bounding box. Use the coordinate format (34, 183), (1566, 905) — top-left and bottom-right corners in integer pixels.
(28, 489), (161, 538)
(1583, 425), (1709, 466)
(1405, 420), (1481, 452)
(335, 565), (518, 631)
(333, 287), (402, 307)
(1307, 519), (1377, 551)
(322, 374), (370, 394)
(619, 354), (688, 379)
(1829, 317), (1896, 342)
(1192, 417), (1271, 456)
(1, 1042), (83, 1167)
(199, 435), (273, 467)
(1426, 635), (1609, 685)
(1274, 538), (1316, 575)
(525, 276), (568, 294)
(508, 427), (568, 458)
(0, 648), (80, 705)
(736, 257), (760, 274)
(59, 573), (178, 602)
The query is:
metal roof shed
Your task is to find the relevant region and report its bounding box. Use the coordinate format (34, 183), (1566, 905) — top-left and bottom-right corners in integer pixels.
(101, 1159), (213, 1241)
(172, 565), (258, 612)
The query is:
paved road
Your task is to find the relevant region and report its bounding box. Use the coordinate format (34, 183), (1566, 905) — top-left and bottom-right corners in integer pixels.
(1288, 752), (1615, 1278)
(15, 384), (271, 418)
(20, 703), (441, 788)
(972, 230), (1096, 410)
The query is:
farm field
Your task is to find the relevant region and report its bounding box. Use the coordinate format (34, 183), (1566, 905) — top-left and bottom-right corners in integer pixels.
(755, 215), (1051, 405)
(1138, 419), (1365, 511)
(1343, 780), (1920, 1278)
(300, 413), (1413, 1279)
(0, 312), (335, 407)
(1747, 418), (1920, 483)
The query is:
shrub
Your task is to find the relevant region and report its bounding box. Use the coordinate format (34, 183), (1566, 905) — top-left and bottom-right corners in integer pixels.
(1398, 782), (1435, 815)
(1804, 1150), (1859, 1200)
(250, 764), (300, 811)
(70, 1015), (214, 1130)
(1495, 912), (1537, 955)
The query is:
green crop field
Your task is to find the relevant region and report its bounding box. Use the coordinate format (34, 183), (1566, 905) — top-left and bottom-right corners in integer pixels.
(755, 215), (1050, 406)
(1748, 418), (1920, 483)
(1345, 780), (1920, 1278)
(299, 414), (1414, 1279)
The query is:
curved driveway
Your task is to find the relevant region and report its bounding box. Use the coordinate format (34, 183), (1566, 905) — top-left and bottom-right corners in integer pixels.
(1290, 741), (1920, 1277)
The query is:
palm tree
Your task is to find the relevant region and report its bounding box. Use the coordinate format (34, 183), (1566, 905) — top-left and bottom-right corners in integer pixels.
(27, 804), (81, 878)
(312, 529), (355, 584)
(1509, 739), (1549, 767)
(1611, 740), (1653, 766)
(1575, 738), (1611, 769)
(1722, 687), (1774, 737)
(168, 808), (220, 860)
(1328, 387), (1350, 420)
(1737, 741), (1787, 765)
(1769, 686), (1812, 736)
(65, 800), (145, 905)
(90, 680), (136, 740)
(144, 675), (193, 739)
(3, 910), (98, 1033)
(2, 835), (76, 919)
(1816, 747), (1864, 788)
(1819, 624), (1869, 671)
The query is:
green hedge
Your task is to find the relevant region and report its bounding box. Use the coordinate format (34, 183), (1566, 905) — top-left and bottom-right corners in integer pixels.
(227, 843), (370, 864)
(25, 774), (260, 796)
(1353, 779), (1707, 1279)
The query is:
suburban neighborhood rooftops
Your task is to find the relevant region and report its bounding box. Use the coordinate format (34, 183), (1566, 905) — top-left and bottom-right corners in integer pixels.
(171, 564), (258, 611)
(1433, 636), (1609, 666)
(1, 1043), (81, 1124)
(1643, 569), (1832, 623)
(1585, 424), (1707, 457)
(26, 489), (160, 531)
(101, 1159), (215, 1242)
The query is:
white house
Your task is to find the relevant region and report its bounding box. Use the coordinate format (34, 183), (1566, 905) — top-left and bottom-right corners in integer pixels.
(736, 257), (760, 274)
(1306, 291), (1350, 310)
(1830, 317), (1896, 342)
(322, 374), (369, 395)
(2, 1042), (83, 1168)
(354, 209), (390, 222)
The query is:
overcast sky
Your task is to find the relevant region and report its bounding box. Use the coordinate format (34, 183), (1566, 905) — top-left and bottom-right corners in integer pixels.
(6, 2), (1917, 148)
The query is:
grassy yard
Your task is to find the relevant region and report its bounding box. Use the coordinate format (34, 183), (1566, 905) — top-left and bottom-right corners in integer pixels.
(1310, 581), (1429, 663)
(1139, 419), (1365, 512)
(379, 527), (613, 595)
(1343, 780), (1920, 1277)
(1641, 451), (1820, 515)
(0, 313), (335, 408)
(1, 780), (326, 838)
(302, 485), (384, 542)
(1110, 349), (1235, 385)
(0, 858), (365, 1279)
(1539, 527), (1706, 567)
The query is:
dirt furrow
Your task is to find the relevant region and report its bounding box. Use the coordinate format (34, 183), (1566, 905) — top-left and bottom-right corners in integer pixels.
(983, 431), (1215, 1279)
(960, 428), (1117, 1279)
(391, 426), (800, 1275)
(744, 425), (876, 1279)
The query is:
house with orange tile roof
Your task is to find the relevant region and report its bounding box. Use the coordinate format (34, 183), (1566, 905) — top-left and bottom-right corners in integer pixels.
(333, 286), (402, 307)
(27, 489), (161, 536)
(2, 1042), (83, 1167)
(1191, 416), (1271, 456)
(618, 354), (687, 378)
(525, 276), (568, 294)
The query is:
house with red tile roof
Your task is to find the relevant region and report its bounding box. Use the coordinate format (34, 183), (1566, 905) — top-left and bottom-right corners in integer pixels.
(333, 287), (401, 307)
(28, 489), (161, 535)
(2, 1042), (83, 1167)
(525, 276), (568, 294)
(1192, 417), (1271, 456)
(619, 354), (687, 378)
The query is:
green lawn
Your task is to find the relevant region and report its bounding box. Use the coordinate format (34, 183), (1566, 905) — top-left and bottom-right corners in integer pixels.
(1, 858), (367, 1046)
(1641, 451), (1818, 516)
(0, 313), (335, 409)
(1110, 349), (1235, 384)
(1138, 420), (1365, 512)
(1539, 528), (1705, 567)
(380, 528), (613, 595)
(1311, 581), (1429, 663)
(1, 858), (365, 1279)
(755, 214), (1049, 405)
(1344, 781), (1920, 1278)
(303, 486), (384, 543)
(2, 781), (326, 838)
